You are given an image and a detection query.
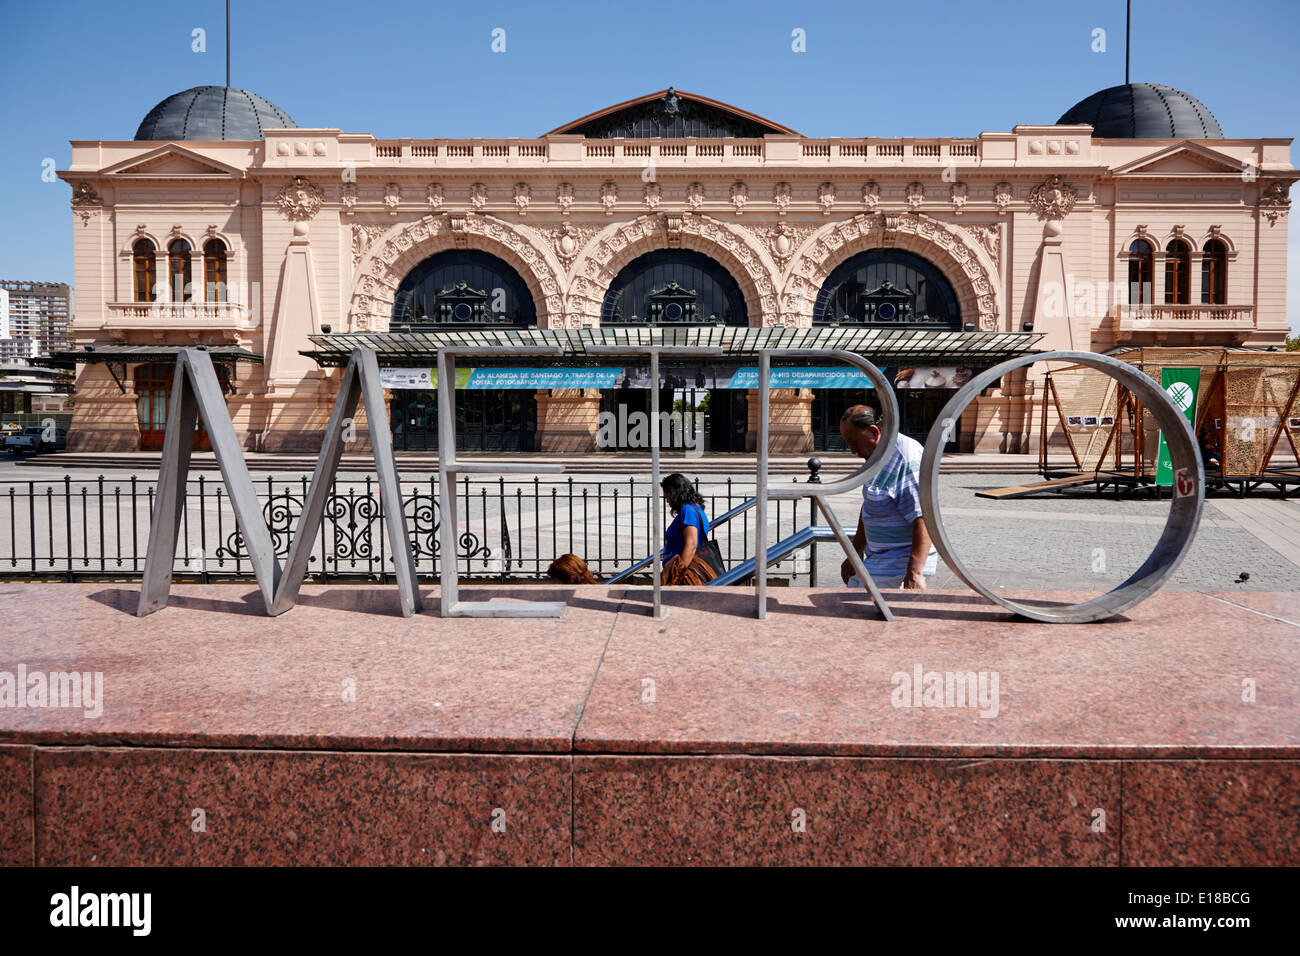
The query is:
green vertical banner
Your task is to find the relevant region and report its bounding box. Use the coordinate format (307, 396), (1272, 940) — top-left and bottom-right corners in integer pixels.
(1155, 367), (1200, 486)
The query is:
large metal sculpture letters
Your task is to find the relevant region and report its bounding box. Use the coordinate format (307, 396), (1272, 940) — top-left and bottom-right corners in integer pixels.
(138, 347), (1204, 623)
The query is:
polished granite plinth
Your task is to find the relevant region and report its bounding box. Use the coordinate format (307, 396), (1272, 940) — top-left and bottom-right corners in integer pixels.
(1, 583), (1296, 866)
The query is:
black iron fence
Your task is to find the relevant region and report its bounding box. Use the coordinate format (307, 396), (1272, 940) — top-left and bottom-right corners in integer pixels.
(0, 475), (815, 583)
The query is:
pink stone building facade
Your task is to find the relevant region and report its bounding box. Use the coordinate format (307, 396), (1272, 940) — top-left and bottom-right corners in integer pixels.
(58, 86), (1295, 454)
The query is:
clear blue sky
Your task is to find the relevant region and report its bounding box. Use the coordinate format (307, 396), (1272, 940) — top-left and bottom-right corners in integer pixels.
(2, 0), (1298, 328)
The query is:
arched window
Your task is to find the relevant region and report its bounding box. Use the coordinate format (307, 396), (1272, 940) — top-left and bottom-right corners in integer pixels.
(1128, 240), (1154, 305)
(392, 250), (536, 327)
(814, 249), (960, 328)
(1164, 240), (1190, 305)
(1201, 239), (1228, 304)
(168, 239), (192, 303)
(601, 250), (747, 326)
(203, 239), (228, 302)
(132, 239), (157, 302)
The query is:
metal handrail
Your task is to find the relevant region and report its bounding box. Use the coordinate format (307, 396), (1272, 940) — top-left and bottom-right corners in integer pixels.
(605, 495), (759, 583)
(710, 525), (849, 586)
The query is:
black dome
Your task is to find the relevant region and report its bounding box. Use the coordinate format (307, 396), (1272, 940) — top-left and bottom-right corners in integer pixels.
(134, 86), (297, 141)
(1058, 83), (1223, 139)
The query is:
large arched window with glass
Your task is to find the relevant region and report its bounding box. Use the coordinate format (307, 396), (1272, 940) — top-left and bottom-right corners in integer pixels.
(1128, 240), (1154, 305)
(203, 239), (228, 302)
(601, 249), (747, 326)
(168, 239), (192, 303)
(392, 250), (536, 327)
(1164, 240), (1190, 304)
(813, 249), (960, 328)
(1201, 239), (1228, 304)
(132, 239), (157, 302)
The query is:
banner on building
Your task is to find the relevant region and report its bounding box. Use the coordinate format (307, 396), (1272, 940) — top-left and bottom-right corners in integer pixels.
(378, 364), (970, 390)
(1155, 367), (1200, 486)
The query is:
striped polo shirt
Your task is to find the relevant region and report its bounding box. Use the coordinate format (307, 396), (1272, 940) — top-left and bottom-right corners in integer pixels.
(860, 433), (938, 579)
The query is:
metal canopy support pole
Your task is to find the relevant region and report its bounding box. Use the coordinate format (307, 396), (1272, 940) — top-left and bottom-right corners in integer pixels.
(436, 345), (567, 618)
(138, 349), (281, 616)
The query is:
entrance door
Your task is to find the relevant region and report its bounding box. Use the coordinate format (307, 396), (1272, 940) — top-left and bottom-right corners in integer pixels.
(391, 389), (537, 451)
(134, 363), (214, 452)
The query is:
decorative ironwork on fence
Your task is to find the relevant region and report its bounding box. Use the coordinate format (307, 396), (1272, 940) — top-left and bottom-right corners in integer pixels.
(0, 475), (810, 583)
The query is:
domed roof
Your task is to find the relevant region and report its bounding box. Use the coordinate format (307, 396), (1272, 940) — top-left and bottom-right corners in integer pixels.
(1058, 83), (1223, 139)
(134, 86), (297, 141)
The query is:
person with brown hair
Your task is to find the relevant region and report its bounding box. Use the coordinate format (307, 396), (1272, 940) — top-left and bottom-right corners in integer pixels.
(547, 553), (598, 584)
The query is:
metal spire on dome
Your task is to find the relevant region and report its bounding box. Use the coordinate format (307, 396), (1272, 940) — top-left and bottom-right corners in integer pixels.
(226, 0), (231, 88)
(1125, 0), (1131, 85)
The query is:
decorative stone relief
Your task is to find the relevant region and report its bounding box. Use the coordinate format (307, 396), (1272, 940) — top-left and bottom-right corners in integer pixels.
(383, 183), (401, 216)
(686, 182), (705, 211)
(600, 181), (618, 216)
(348, 213), (564, 330)
(994, 182), (1013, 215)
(862, 181), (880, 212)
(730, 181), (749, 216)
(340, 183), (358, 216)
(905, 181), (925, 211)
(642, 181), (661, 211)
(513, 182), (531, 216)
(556, 182), (575, 215)
(1027, 175), (1077, 219)
(351, 223), (389, 266)
(786, 212), (1000, 330)
(817, 182), (835, 216)
(469, 183), (488, 211)
(274, 176), (324, 221)
(773, 181), (792, 216)
(1259, 181), (1291, 225)
(961, 223), (1000, 260)
(949, 182), (968, 216)
(426, 183), (444, 211)
(550, 222), (600, 268)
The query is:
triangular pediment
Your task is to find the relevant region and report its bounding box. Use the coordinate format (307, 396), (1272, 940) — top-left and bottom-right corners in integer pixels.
(1112, 142), (1249, 176)
(101, 144), (243, 177)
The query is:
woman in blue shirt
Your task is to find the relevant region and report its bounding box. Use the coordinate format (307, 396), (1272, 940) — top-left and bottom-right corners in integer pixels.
(660, 473), (717, 585)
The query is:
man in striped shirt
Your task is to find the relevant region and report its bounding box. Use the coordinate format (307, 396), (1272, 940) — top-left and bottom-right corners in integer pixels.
(838, 404), (938, 590)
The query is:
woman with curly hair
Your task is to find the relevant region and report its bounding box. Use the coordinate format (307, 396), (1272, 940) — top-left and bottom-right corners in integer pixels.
(547, 553), (598, 584)
(659, 473), (717, 586)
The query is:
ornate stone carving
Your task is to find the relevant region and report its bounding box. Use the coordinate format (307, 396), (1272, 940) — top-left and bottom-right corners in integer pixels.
(665, 215), (684, 246)
(556, 182), (575, 215)
(340, 182), (358, 216)
(905, 181), (925, 211)
(426, 182), (444, 211)
(1027, 175), (1077, 220)
(550, 222), (600, 268)
(785, 212), (1000, 330)
(351, 223), (389, 266)
(773, 181), (792, 216)
(949, 182), (968, 216)
(686, 182), (705, 211)
(994, 181), (1013, 215)
(862, 181), (880, 212)
(961, 223), (1000, 260)
(348, 213), (564, 330)
(468, 183), (488, 211)
(730, 181), (749, 216)
(513, 182), (531, 216)
(818, 182), (835, 216)
(1259, 181), (1291, 225)
(383, 183), (401, 216)
(70, 181), (103, 225)
(642, 181), (661, 211)
(274, 176), (324, 221)
(600, 181), (618, 215)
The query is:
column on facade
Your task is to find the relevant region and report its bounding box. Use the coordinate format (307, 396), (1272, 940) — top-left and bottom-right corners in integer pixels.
(536, 388), (602, 452)
(65, 363), (142, 453)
